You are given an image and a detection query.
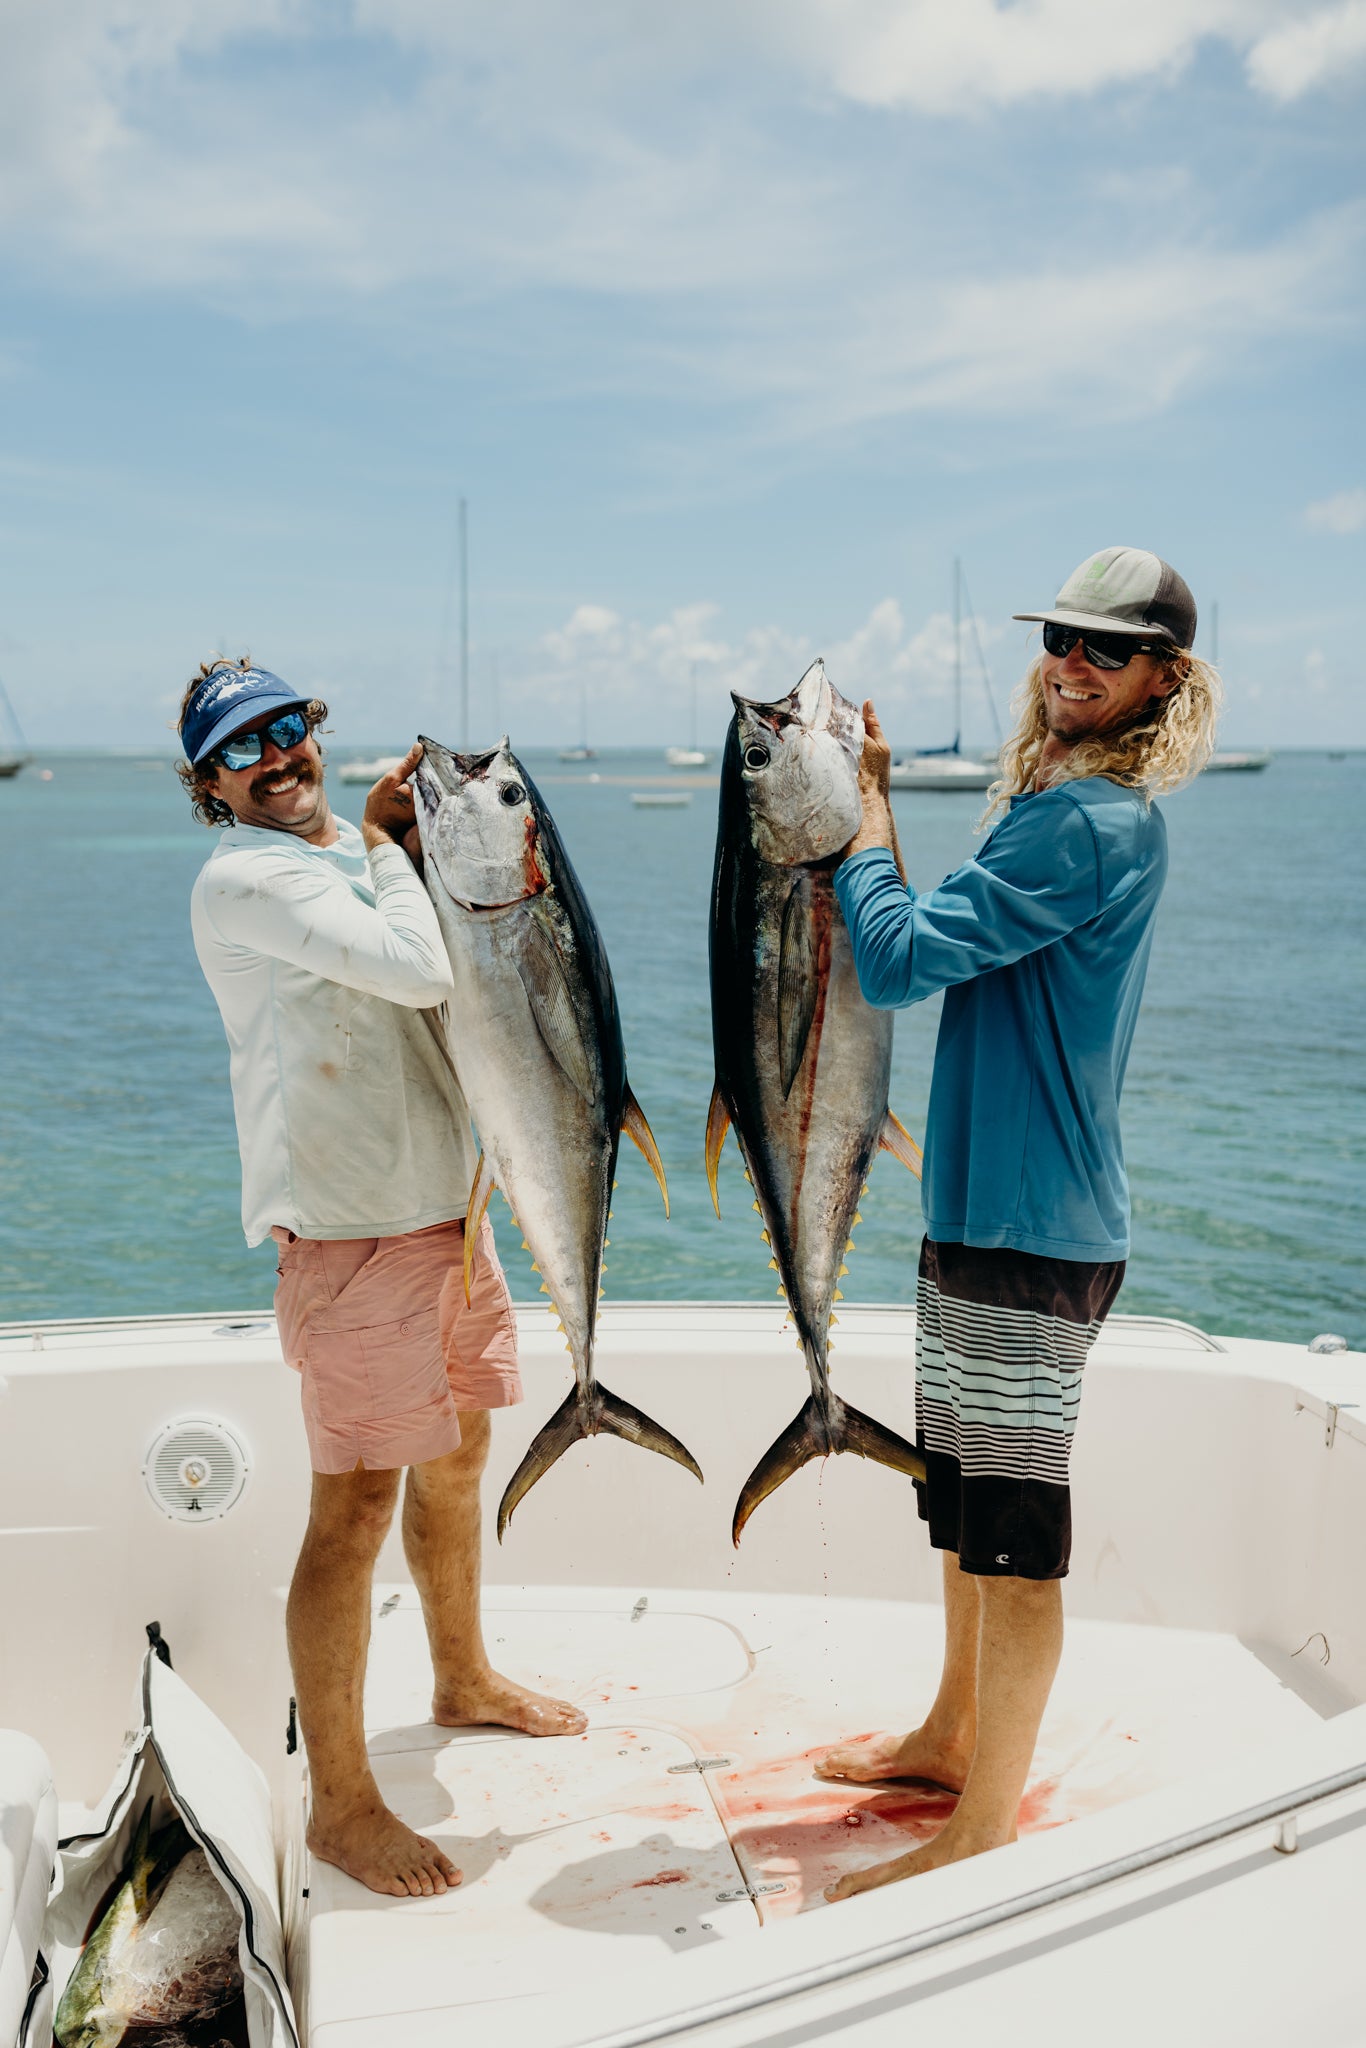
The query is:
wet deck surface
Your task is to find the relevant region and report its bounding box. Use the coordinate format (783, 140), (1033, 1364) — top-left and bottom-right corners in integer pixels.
(304, 1586), (1318, 2038)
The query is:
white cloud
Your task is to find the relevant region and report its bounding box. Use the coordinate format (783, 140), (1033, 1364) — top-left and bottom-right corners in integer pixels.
(1305, 486), (1366, 532)
(766, 0), (1258, 113)
(0, 0), (1356, 455)
(525, 594), (1011, 745)
(1246, 2), (1366, 99)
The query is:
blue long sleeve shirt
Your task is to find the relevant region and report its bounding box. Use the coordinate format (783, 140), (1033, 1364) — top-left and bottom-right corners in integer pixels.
(833, 777), (1167, 1261)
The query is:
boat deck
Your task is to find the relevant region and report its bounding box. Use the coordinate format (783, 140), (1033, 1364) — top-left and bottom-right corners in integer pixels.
(302, 1585), (1317, 2043)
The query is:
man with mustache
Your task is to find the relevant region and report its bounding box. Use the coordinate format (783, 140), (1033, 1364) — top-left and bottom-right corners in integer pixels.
(820, 549), (1221, 1899)
(178, 659), (585, 1901)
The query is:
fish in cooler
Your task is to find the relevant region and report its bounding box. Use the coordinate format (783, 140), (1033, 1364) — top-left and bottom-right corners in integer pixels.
(54, 1800), (243, 2048)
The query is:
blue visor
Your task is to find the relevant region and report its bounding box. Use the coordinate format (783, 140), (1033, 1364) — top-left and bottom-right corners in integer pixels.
(181, 666), (311, 767)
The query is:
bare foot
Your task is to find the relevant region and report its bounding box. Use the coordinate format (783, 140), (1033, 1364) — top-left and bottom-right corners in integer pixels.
(815, 1726), (973, 1791)
(308, 1799), (461, 1899)
(433, 1670), (588, 1737)
(825, 1813), (1014, 1902)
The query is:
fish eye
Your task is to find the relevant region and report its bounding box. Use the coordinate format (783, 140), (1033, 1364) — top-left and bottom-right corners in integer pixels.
(743, 743), (770, 771)
(499, 781), (526, 807)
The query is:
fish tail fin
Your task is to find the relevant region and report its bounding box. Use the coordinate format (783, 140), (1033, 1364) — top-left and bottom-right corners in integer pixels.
(623, 1087), (670, 1216)
(591, 1382), (704, 1483)
(497, 1382), (703, 1540)
(731, 1393), (924, 1546)
(705, 1083), (731, 1218)
(879, 1109), (923, 1178)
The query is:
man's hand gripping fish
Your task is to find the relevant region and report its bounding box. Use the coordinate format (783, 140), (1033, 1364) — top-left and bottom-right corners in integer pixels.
(414, 737), (702, 1536)
(707, 663), (925, 1544)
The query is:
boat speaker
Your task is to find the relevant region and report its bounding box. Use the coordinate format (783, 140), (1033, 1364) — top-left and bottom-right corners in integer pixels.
(143, 1419), (250, 1523)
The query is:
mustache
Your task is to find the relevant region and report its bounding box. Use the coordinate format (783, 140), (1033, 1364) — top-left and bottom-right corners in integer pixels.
(250, 758), (317, 802)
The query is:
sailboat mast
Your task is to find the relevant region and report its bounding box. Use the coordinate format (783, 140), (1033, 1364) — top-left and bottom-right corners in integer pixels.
(458, 498), (469, 749)
(952, 557), (962, 753)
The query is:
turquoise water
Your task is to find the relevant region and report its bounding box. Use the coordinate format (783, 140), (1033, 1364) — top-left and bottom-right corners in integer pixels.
(1, 750), (1361, 1347)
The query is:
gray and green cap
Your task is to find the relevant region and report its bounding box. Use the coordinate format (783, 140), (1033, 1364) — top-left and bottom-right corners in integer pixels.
(1015, 546), (1196, 648)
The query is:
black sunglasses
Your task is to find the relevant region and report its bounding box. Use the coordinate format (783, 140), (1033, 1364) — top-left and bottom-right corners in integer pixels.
(213, 710), (309, 771)
(1042, 621), (1160, 672)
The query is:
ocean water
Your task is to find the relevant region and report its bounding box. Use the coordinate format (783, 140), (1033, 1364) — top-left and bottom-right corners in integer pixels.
(1, 748), (1361, 1348)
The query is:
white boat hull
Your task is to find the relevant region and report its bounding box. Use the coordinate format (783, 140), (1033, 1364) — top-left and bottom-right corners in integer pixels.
(888, 757), (997, 792)
(3, 1303), (1363, 2046)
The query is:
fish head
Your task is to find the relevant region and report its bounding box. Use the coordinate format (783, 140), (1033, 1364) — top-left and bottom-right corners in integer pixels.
(729, 660), (864, 865)
(414, 735), (550, 907)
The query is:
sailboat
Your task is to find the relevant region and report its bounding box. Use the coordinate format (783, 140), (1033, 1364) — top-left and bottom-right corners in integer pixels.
(0, 671), (31, 779)
(1202, 604), (1272, 773)
(666, 666), (711, 768)
(888, 561), (1000, 791)
(559, 679), (596, 762)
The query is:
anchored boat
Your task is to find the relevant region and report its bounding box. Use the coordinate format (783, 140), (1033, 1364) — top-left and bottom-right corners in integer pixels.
(888, 563), (1001, 793)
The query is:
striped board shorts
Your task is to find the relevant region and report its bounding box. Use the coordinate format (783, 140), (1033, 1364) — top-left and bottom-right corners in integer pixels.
(914, 1236), (1125, 1581)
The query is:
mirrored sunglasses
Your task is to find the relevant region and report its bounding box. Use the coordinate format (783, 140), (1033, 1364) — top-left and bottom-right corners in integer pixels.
(214, 710), (309, 771)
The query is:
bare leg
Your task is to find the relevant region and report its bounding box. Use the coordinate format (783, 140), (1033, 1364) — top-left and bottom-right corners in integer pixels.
(289, 1465), (461, 1898)
(816, 1552), (980, 1788)
(826, 1572), (1063, 1901)
(403, 1414), (587, 1737)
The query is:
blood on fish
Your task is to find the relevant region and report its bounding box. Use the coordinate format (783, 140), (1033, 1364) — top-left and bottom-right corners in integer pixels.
(521, 812), (549, 896)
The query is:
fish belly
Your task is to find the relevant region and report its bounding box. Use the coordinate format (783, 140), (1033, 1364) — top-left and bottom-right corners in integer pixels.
(437, 902), (612, 1378)
(739, 896), (892, 1375)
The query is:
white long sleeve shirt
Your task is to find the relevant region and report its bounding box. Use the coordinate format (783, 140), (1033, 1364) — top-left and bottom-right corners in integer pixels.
(191, 818), (478, 1245)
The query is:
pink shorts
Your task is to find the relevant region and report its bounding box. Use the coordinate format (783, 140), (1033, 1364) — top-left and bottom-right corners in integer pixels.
(272, 1217), (522, 1474)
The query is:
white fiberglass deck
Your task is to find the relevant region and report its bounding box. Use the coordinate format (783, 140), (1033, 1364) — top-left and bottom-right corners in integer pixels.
(300, 1583), (1320, 2043)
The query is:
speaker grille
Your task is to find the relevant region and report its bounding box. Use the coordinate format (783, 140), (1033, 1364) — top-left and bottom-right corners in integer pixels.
(143, 1419), (250, 1522)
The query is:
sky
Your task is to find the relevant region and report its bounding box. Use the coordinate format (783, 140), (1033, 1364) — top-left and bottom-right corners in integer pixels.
(0, 0), (1364, 752)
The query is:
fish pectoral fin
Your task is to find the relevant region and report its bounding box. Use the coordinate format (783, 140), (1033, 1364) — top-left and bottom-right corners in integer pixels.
(514, 908), (597, 1104)
(623, 1087), (670, 1217)
(879, 1109), (924, 1179)
(704, 1083), (731, 1218)
(731, 1393), (925, 1546)
(777, 879), (819, 1098)
(497, 1381), (703, 1541)
(463, 1151), (498, 1307)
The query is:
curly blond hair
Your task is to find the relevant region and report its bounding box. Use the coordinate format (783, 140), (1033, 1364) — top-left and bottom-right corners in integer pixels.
(981, 645), (1223, 825)
(174, 656), (327, 827)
